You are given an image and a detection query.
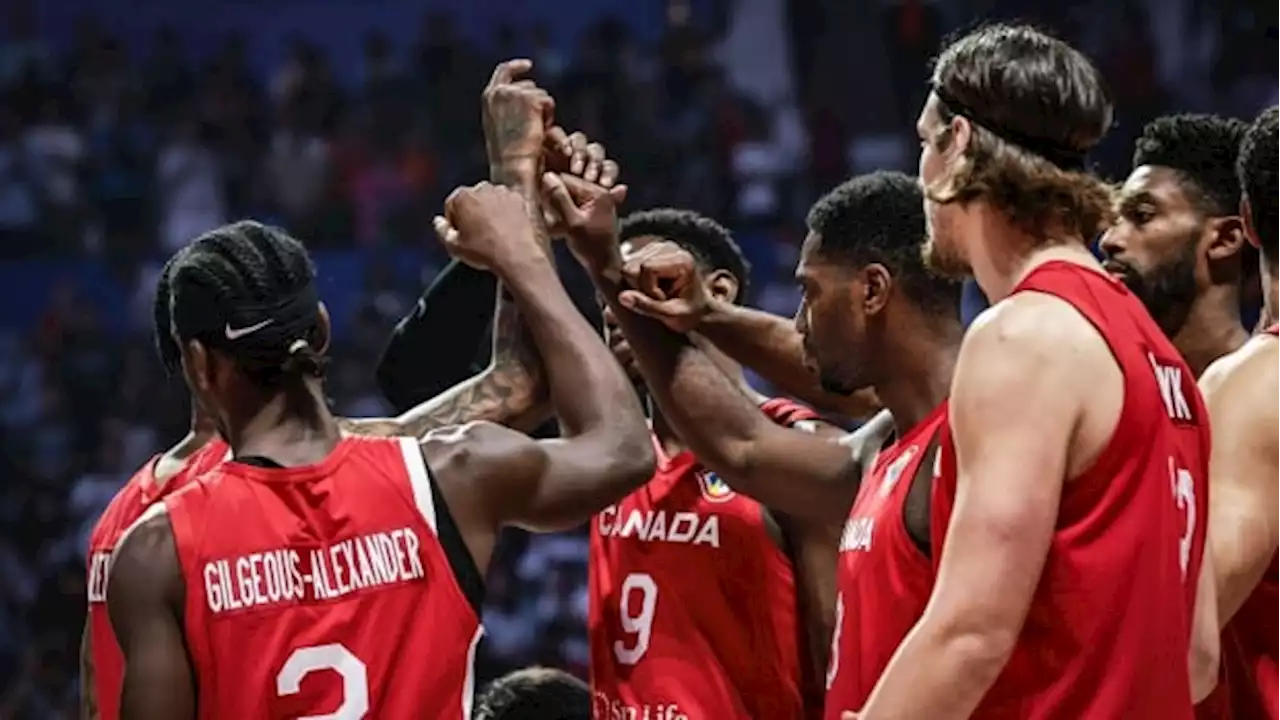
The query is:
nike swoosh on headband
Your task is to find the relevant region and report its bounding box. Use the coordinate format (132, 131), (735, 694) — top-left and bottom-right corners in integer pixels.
(224, 319), (275, 340)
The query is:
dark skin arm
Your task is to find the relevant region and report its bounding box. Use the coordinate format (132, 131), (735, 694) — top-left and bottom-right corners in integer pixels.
(698, 300), (880, 419)
(80, 624), (98, 720)
(339, 296), (547, 438)
(424, 183), (653, 576)
(544, 175), (866, 526)
(106, 506), (195, 720)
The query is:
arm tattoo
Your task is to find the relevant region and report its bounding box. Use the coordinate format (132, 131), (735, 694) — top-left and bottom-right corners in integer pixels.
(81, 624), (99, 720)
(342, 181), (550, 440)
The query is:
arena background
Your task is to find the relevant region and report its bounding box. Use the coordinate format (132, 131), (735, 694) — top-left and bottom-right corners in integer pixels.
(0, 0), (1273, 714)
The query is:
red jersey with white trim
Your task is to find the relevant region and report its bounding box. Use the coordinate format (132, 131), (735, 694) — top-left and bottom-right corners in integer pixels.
(823, 402), (947, 718)
(165, 435), (482, 720)
(1199, 324), (1280, 720)
(933, 261), (1210, 719)
(589, 398), (820, 720)
(86, 437), (229, 720)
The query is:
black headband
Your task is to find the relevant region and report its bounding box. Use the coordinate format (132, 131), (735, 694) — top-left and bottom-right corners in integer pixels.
(932, 83), (1088, 171)
(172, 281), (320, 359)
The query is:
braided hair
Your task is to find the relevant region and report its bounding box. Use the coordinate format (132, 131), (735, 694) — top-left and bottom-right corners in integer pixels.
(168, 220), (327, 388)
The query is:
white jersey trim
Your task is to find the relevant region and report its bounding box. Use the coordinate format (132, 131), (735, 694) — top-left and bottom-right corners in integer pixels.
(398, 437), (438, 536)
(461, 625), (484, 719)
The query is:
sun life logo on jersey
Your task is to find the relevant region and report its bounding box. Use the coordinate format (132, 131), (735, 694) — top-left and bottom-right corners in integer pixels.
(879, 445), (918, 497)
(698, 470), (735, 503)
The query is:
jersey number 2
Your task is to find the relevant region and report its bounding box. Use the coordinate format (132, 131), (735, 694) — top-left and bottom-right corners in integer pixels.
(1169, 459), (1196, 581)
(276, 643), (369, 720)
(614, 572), (658, 665)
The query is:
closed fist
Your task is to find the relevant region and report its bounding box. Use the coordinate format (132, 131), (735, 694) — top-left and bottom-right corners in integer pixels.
(617, 241), (713, 333)
(434, 183), (537, 272)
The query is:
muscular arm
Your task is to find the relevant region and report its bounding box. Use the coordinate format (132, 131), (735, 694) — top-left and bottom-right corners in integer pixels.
(1201, 338), (1279, 624)
(80, 625), (97, 720)
(699, 299), (880, 419)
(427, 234), (652, 540)
(858, 300), (1086, 719)
(106, 506), (195, 720)
(342, 294), (547, 438)
(601, 270), (864, 525)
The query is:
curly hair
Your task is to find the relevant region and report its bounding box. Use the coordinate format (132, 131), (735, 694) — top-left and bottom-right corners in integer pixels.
(927, 23), (1115, 241)
(807, 171), (960, 315)
(620, 208), (752, 303)
(1132, 114), (1247, 215)
(473, 667), (590, 720)
(1238, 106), (1278, 269)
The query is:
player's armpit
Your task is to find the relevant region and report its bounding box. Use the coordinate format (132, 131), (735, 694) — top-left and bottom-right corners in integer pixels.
(1200, 337), (1279, 625)
(107, 506), (196, 720)
(80, 623), (98, 720)
(859, 302), (1085, 720)
(423, 420), (653, 535)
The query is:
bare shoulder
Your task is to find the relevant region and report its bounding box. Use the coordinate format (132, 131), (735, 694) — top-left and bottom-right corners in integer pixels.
(966, 291), (1107, 363)
(1200, 334), (1279, 400)
(419, 421), (546, 492)
(112, 503), (177, 577)
(1200, 336), (1279, 448)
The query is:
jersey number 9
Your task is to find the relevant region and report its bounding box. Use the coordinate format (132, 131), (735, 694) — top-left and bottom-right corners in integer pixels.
(614, 572), (658, 665)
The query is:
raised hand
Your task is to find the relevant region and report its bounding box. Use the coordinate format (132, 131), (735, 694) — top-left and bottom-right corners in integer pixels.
(543, 129), (620, 187)
(434, 183), (541, 273)
(617, 241), (714, 333)
(482, 59), (555, 169)
(540, 172), (629, 273)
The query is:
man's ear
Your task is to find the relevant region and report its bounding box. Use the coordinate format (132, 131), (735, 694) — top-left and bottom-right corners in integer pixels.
(1204, 215), (1246, 262)
(314, 303), (332, 355)
(705, 269), (741, 304)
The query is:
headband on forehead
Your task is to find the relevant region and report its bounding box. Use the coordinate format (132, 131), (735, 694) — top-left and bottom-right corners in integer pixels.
(172, 280), (320, 355)
(931, 83), (1088, 172)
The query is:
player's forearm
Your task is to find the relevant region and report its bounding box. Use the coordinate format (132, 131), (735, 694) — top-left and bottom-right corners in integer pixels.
(858, 619), (1013, 719)
(502, 257), (644, 445)
(595, 271), (779, 478)
(700, 301), (878, 418)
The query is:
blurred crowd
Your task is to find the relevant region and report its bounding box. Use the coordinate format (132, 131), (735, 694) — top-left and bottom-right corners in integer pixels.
(0, 0), (1273, 715)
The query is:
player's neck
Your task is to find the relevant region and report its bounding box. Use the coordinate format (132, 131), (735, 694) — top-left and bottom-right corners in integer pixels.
(874, 318), (961, 432)
(1172, 291), (1249, 378)
(968, 215), (1100, 302)
(227, 379), (342, 466)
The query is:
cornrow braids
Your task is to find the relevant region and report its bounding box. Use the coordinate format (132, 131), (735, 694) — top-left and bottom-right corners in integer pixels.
(168, 220), (328, 387)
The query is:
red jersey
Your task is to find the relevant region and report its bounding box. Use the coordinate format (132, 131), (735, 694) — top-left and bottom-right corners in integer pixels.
(86, 437), (229, 720)
(932, 261), (1211, 719)
(589, 398), (820, 720)
(824, 402), (948, 718)
(1200, 324), (1280, 720)
(166, 435), (483, 720)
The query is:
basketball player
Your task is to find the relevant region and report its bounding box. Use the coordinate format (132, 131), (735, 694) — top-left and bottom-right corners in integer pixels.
(580, 206), (846, 719)
(105, 192), (653, 718)
(473, 667), (591, 720)
(553, 169), (964, 717)
(83, 219), (550, 719)
(849, 24), (1214, 718)
(1195, 105), (1279, 720)
(1099, 113), (1252, 376)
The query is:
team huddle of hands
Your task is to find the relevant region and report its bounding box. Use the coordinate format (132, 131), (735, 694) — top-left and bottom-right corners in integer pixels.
(432, 58), (716, 334)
